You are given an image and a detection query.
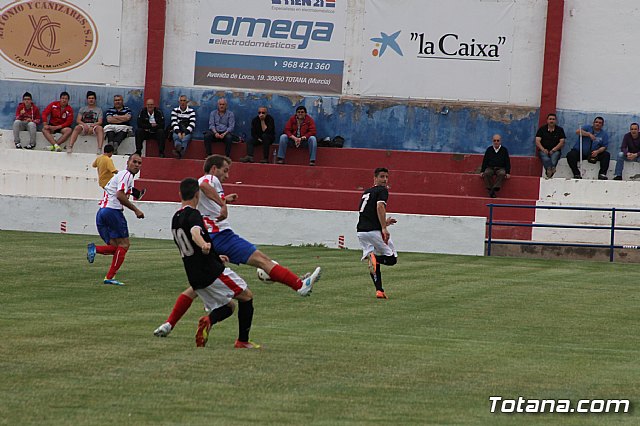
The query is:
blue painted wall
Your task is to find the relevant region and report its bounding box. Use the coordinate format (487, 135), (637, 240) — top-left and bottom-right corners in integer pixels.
(2, 80), (546, 155)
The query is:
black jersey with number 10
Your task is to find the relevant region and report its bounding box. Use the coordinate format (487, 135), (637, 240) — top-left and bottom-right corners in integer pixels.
(357, 185), (388, 232)
(171, 206), (225, 289)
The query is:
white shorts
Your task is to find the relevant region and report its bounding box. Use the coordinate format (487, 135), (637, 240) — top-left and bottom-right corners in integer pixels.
(194, 268), (248, 313)
(357, 230), (397, 261)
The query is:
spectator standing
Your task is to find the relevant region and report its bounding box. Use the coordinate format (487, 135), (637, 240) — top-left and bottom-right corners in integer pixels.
(481, 134), (511, 198)
(135, 98), (166, 157)
(42, 91), (74, 152)
(240, 106), (275, 163)
(204, 98), (235, 158)
(13, 91), (41, 149)
(170, 95), (196, 159)
(68, 90), (104, 154)
(535, 113), (566, 178)
(103, 95), (133, 154)
(277, 106), (318, 166)
(613, 123), (640, 180)
(567, 116), (610, 180)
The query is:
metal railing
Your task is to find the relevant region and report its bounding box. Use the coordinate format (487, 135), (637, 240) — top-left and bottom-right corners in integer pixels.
(486, 204), (640, 262)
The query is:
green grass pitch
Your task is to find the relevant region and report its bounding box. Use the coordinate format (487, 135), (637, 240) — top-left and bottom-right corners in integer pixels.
(1, 230), (638, 425)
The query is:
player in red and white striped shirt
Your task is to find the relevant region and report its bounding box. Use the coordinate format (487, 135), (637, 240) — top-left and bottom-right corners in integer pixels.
(87, 154), (145, 286)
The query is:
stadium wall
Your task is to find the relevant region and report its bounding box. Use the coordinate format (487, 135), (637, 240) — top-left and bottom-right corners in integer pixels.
(0, 195), (486, 256)
(1, 1), (639, 155)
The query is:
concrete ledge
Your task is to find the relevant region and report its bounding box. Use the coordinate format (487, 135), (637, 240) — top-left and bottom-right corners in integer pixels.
(0, 195), (486, 256)
(1, 129), (139, 156)
(487, 242), (640, 263)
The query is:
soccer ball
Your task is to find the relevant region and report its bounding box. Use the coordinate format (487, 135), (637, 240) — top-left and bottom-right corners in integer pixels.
(256, 260), (278, 283)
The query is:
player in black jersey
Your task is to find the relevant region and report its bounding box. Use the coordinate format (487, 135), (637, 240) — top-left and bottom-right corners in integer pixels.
(356, 168), (398, 299)
(172, 178), (260, 349)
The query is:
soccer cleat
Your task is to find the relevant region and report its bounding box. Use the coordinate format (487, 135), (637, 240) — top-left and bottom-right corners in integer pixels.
(48, 145), (56, 151)
(55, 144), (62, 152)
(234, 339), (261, 349)
(87, 243), (96, 263)
(298, 266), (321, 297)
(103, 277), (125, 286)
(195, 315), (212, 347)
(153, 322), (172, 337)
(376, 290), (388, 299)
(367, 253), (378, 275)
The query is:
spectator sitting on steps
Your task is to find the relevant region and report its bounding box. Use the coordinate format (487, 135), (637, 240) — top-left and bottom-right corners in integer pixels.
(535, 113), (566, 179)
(277, 105), (318, 166)
(13, 91), (41, 150)
(136, 98), (166, 157)
(240, 106), (275, 163)
(170, 95), (196, 159)
(567, 116), (610, 180)
(67, 90), (104, 155)
(480, 134), (511, 198)
(103, 94), (133, 154)
(613, 123), (640, 180)
(42, 91), (74, 152)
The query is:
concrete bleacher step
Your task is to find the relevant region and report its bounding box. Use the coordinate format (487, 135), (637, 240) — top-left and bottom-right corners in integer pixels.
(144, 138), (542, 175)
(3, 130), (139, 156)
(138, 158), (541, 199)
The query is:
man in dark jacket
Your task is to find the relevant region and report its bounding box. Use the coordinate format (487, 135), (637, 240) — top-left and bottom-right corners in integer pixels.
(613, 123), (640, 180)
(481, 134), (511, 198)
(239, 106), (276, 163)
(135, 98), (166, 157)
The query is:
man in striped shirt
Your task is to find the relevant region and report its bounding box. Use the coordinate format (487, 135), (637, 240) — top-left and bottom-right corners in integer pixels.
(171, 95), (196, 159)
(103, 95), (133, 154)
(87, 153), (145, 286)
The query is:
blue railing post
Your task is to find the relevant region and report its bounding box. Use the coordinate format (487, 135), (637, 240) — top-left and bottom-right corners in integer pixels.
(610, 207), (616, 262)
(487, 204), (494, 256)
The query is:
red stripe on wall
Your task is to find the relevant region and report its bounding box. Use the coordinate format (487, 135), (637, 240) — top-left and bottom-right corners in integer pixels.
(539, 0), (565, 126)
(144, 0), (166, 103)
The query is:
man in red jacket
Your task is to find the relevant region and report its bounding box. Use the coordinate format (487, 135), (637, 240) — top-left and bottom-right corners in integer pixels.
(42, 91), (74, 152)
(276, 105), (318, 166)
(13, 92), (41, 149)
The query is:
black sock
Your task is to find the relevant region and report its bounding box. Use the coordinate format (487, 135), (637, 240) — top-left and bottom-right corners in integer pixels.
(375, 264), (384, 292)
(377, 255), (397, 266)
(209, 304), (233, 325)
(237, 299), (254, 342)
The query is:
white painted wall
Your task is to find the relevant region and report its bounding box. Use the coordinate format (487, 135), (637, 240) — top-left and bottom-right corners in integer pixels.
(0, 195), (486, 256)
(557, 0), (640, 113)
(162, 0), (547, 106)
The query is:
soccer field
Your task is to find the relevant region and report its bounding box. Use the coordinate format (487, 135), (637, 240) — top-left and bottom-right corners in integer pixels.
(1, 230), (638, 425)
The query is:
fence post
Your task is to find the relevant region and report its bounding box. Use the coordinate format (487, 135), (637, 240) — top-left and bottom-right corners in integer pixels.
(487, 204), (494, 256)
(610, 207), (616, 262)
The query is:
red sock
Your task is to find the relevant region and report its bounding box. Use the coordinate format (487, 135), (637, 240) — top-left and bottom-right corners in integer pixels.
(106, 246), (127, 279)
(268, 264), (302, 290)
(167, 294), (194, 327)
(96, 245), (117, 255)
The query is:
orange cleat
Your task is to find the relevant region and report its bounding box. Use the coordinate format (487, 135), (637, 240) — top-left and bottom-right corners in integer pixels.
(195, 315), (212, 347)
(376, 290), (388, 299)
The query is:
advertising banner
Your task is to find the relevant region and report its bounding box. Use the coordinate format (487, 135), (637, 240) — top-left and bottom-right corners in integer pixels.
(360, 0), (515, 102)
(0, 0), (122, 82)
(194, 0), (347, 94)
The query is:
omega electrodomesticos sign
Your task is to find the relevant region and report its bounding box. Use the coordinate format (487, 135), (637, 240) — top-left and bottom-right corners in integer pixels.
(360, 0), (515, 102)
(194, 0), (346, 94)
